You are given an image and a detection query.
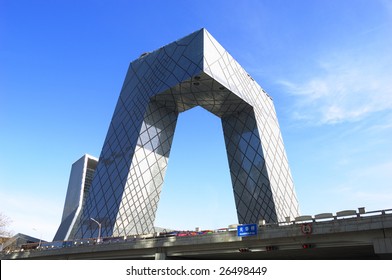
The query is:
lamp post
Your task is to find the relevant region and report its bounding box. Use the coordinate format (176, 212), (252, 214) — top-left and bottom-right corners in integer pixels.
(32, 228), (42, 248)
(90, 218), (102, 243)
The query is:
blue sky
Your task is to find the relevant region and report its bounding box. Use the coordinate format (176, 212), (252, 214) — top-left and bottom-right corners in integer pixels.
(1, 0), (391, 241)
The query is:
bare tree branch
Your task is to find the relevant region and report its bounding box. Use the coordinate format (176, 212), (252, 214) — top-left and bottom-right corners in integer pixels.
(0, 212), (13, 237)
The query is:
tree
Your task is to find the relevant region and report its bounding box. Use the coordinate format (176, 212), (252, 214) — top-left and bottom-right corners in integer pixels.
(0, 212), (12, 237)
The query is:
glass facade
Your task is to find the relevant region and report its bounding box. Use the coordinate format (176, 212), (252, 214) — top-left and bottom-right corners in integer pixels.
(53, 154), (98, 241)
(72, 29), (300, 239)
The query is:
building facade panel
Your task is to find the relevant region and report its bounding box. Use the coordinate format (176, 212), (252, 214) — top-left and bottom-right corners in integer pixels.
(54, 154), (97, 241)
(70, 29), (299, 239)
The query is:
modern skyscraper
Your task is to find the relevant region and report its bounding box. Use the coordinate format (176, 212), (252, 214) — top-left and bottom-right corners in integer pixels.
(54, 154), (98, 241)
(69, 29), (299, 240)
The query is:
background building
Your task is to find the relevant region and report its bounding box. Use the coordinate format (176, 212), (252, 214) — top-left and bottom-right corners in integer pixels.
(0, 233), (43, 252)
(53, 154), (98, 241)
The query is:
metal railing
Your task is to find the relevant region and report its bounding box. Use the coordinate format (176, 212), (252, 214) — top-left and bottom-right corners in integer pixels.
(2, 207), (391, 254)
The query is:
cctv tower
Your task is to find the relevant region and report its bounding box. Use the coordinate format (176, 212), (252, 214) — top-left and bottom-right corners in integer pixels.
(73, 29), (299, 239)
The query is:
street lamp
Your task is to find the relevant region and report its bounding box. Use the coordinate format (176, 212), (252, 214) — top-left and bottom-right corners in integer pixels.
(32, 228), (42, 248)
(90, 218), (102, 243)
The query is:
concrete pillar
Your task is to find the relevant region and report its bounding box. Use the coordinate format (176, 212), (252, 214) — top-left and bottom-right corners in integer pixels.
(373, 237), (392, 254)
(155, 252), (166, 260)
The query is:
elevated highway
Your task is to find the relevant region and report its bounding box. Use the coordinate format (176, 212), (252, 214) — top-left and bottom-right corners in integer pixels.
(2, 209), (392, 260)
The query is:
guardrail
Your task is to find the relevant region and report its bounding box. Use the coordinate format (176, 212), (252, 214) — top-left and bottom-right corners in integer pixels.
(2, 207), (391, 254)
(260, 207), (392, 227)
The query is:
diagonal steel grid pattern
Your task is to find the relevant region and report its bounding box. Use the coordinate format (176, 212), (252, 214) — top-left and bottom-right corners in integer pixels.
(73, 29), (299, 239)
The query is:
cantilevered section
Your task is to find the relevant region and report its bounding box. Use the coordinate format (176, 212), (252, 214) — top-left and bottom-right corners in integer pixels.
(72, 28), (299, 239)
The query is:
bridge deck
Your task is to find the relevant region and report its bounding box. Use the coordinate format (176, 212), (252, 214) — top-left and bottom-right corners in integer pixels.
(2, 210), (392, 260)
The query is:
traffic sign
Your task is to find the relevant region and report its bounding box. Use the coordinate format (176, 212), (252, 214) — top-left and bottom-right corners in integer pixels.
(301, 223), (312, 234)
(237, 224), (258, 237)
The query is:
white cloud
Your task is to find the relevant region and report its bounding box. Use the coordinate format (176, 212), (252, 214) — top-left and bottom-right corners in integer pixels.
(365, 114), (392, 133)
(280, 52), (392, 125)
(327, 159), (392, 210)
(277, 7), (392, 125)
